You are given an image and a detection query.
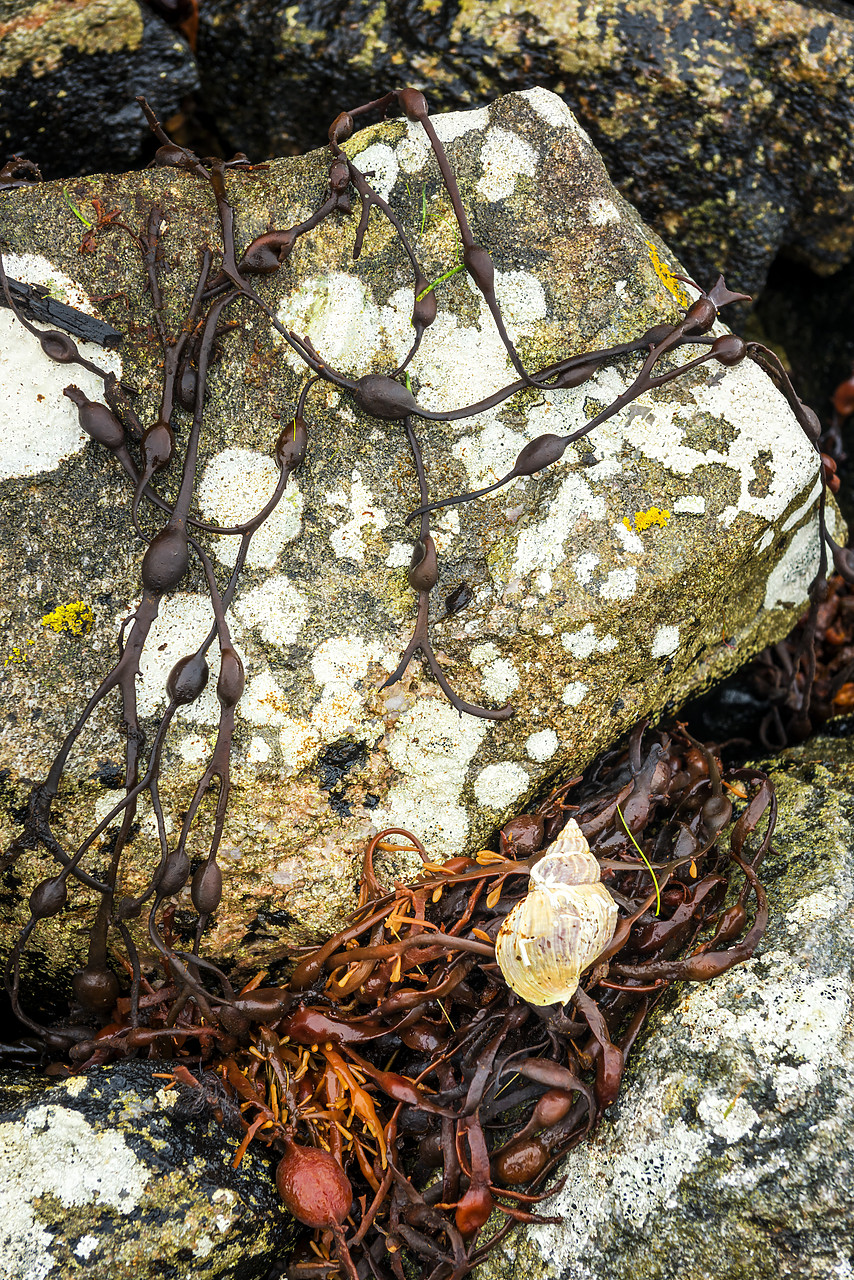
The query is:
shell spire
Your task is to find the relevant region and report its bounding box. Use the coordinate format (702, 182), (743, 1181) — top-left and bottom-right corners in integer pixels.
(495, 819), (617, 1007)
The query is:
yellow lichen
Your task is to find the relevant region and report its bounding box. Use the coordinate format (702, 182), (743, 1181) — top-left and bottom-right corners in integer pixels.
(645, 241), (690, 307)
(624, 507), (671, 533)
(40, 601), (94, 636)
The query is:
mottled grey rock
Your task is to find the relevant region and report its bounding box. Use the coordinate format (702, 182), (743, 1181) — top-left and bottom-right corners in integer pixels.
(478, 735), (854, 1280)
(195, 0), (854, 298)
(0, 1059), (294, 1279)
(0, 91), (841, 996)
(0, 0), (198, 179)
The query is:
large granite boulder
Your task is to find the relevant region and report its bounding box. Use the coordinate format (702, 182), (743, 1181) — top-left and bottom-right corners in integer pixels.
(194, 0), (854, 298)
(479, 735), (854, 1280)
(0, 90), (840, 993)
(0, 0), (198, 179)
(0, 1059), (294, 1278)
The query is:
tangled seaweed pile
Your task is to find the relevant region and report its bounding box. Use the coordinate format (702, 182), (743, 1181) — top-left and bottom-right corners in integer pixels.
(0, 83), (835, 1279)
(50, 726), (772, 1280)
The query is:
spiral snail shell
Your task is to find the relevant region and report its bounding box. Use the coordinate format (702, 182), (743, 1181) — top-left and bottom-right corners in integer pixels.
(495, 820), (617, 1006)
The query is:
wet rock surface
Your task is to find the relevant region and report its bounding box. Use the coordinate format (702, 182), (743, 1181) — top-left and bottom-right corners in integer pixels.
(0, 0), (198, 179)
(0, 90), (839, 996)
(0, 1058), (293, 1279)
(479, 736), (854, 1280)
(194, 0), (854, 298)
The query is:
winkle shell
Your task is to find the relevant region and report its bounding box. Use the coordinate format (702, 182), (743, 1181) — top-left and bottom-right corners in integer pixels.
(495, 819), (617, 1006)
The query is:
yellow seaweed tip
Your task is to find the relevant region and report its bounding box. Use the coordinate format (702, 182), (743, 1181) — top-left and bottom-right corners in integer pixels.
(624, 507), (671, 533)
(645, 241), (690, 307)
(40, 601), (94, 637)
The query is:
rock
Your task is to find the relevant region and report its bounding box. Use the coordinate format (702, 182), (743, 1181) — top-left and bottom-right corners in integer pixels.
(0, 90), (841, 997)
(194, 0), (854, 299)
(0, 0), (199, 179)
(478, 736), (854, 1280)
(0, 1059), (293, 1279)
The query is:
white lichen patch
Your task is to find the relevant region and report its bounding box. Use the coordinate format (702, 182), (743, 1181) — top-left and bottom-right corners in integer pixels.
(325, 469), (388, 561)
(674, 495), (706, 515)
(600, 567), (638, 600)
(0, 1103), (149, 1280)
(240, 670), (291, 727)
(651, 625), (680, 658)
(246, 736), (272, 763)
(198, 448), (303, 568)
(561, 624), (617, 659)
(350, 142), (398, 201)
(513, 473), (606, 576)
(573, 553), (599, 585)
(232, 575), (310, 647)
(279, 717), (321, 772)
(477, 127), (538, 202)
(0, 253), (123, 481)
(763, 517), (822, 611)
(396, 106), (492, 173)
(276, 275), (412, 376)
(562, 681), (588, 706)
(526, 728), (559, 762)
(469, 643), (519, 701)
(520, 87), (588, 136)
(309, 635), (386, 742)
(133, 593), (224, 723)
(473, 761), (529, 809)
(371, 699), (487, 856)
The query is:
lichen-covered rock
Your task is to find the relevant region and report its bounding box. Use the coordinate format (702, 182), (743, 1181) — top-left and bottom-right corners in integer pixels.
(0, 90), (841, 994)
(478, 736), (854, 1280)
(194, 0), (854, 298)
(0, 0), (198, 179)
(0, 1060), (293, 1279)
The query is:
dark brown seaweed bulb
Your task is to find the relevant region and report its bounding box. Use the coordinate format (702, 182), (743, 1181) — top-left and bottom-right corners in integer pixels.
(328, 112), (354, 145)
(408, 536), (438, 592)
(40, 331), (78, 363)
(155, 143), (196, 169)
(492, 1136), (549, 1185)
(512, 433), (568, 477)
(72, 965), (120, 1013)
(276, 1136), (353, 1229)
(711, 334), (746, 366)
(239, 230), (297, 275)
(413, 275), (438, 335)
(499, 813), (545, 858)
(177, 364), (197, 413)
(217, 646), (245, 708)
(166, 652), (210, 705)
(158, 849), (190, 897)
(141, 419), (174, 472)
(463, 244), (495, 295)
(353, 374), (419, 420)
(141, 525), (189, 594)
(328, 159), (350, 193)
(796, 402), (822, 445)
(28, 876), (68, 920)
(552, 360), (598, 389)
(398, 88), (428, 122)
(682, 296), (717, 335)
(191, 861), (223, 915)
(275, 418), (308, 471)
(64, 386), (125, 451)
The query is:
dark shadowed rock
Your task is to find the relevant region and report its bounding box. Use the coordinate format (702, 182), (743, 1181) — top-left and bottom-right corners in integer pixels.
(0, 0), (198, 179)
(195, 0), (854, 298)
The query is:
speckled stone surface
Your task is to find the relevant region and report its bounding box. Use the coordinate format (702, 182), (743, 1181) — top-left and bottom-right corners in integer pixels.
(194, 0), (854, 298)
(477, 735), (854, 1280)
(0, 0), (198, 180)
(0, 90), (840, 995)
(0, 1059), (293, 1279)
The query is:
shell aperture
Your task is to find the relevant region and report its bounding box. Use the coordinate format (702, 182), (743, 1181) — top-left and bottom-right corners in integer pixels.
(495, 820), (617, 1006)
